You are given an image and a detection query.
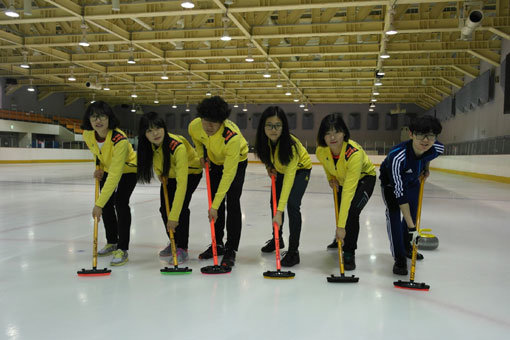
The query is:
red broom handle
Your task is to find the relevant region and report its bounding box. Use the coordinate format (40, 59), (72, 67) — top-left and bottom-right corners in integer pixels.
(271, 175), (282, 271)
(205, 162), (219, 266)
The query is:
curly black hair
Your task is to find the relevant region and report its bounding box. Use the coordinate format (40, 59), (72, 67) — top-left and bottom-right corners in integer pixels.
(81, 101), (119, 130)
(196, 96), (231, 123)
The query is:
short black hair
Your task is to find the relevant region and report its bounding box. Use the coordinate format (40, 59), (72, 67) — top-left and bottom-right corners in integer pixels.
(81, 101), (119, 130)
(409, 115), (442, 135)
(316, 113), (350, 147)
(196, 96), (230, 123)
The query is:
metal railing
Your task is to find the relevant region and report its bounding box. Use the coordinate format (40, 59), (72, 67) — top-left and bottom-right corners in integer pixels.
(443, 135), (510, 155)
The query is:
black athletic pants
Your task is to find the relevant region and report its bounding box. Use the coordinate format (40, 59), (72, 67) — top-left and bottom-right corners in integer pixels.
(270, 169), (311, 252)
(159, 173), (202, 250)
(209, 159), (248, 252)
(335, 175), (376, 254)
(100, 172), (137, 251)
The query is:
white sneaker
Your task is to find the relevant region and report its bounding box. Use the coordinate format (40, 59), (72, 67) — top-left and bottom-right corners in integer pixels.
(98, 243), (117, 256)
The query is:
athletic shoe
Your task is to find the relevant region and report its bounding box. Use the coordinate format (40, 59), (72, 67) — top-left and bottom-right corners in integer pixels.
(327, 239), (338, 250)
(393, 258), (408, 275)
(176, 248), (189, 264)
(110, 249), (128, 266)
(343, 252), (356, 271)
(98, 243), (117, 256)
(261, 238), (285, 253)
(221, 248), (236, 267)
(198, 243), (225, 260)
(159, 243), (172, 257)
(281, 251), (300, 267)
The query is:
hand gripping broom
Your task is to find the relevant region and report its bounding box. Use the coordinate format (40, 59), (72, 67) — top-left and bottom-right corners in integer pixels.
(200, 161), (231, 275)
(327, 186), (358, 283)
(394, 177), (430, 291)
(160, 177), (192, 275)
(263, 175), (295, 279)
(77, 159), (111, 277)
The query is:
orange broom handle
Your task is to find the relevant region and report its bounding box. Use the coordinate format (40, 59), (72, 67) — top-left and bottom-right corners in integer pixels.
(204, 162), (219, 265)
(92, 162), (100, 269)
(271, 175), (283, 270)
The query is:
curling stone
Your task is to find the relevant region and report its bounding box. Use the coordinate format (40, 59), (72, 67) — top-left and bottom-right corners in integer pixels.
(418, 229), (439, 250)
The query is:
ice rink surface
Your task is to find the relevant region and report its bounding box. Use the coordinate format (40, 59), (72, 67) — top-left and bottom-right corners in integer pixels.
(0, 162), (509, 340)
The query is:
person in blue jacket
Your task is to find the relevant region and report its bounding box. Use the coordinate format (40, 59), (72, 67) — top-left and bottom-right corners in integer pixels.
(379, 115), (443, 275)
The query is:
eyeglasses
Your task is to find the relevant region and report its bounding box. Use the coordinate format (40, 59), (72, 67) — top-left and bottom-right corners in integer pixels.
(265, 123), (282, 131)
(414, 133), (436, 141)
(90, 114), (108, 121)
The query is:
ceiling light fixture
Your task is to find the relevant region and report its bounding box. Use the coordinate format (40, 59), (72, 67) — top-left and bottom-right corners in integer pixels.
(161, 64), (169, 80)
(380, 50), (390, 59)
(242, 102), (248, 112)
(220, 15), (231, 41)
(68, 66), (76, 81)
(181, 1), (195, 9)
(78, 19), (89, 47)
(20, 51), (30, 69)
(245, 43), (254, 62)
(374, 80), (383, 86)
(386, 23), (398, 35)
(4, 1), (19, 18)
(27, 78), (35, 92)
(103, 77), (110, 91)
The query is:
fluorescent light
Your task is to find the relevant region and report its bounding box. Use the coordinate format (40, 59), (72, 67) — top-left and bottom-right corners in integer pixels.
(161, 75), (169, 80)
(103, 86), (110, 91)
(299, 103), (305, 108)
(233, 103), (239, 108)
(131, 93), (137, 98)
(172, 104), (177, 109)
(154, 99), (159, 104)
(245, 56), (254, 62)
(68, 76), (76, 81)
(127, 55), (136, 64)
(377, 70), (385, 76)
(369, 108), (374, 112)
(263, 72), (271, 78)
(276, 83), (283, 88)
(374, 80), (382, 86)
(371, 98), (377, 102)
(206, 91), (211, 96)
(293, 98), (299, 102)
(285, 91), (292, 96)
(373, 91), (380, 95)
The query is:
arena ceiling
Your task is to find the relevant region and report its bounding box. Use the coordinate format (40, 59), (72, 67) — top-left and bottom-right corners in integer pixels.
(0, 0), (509, 110)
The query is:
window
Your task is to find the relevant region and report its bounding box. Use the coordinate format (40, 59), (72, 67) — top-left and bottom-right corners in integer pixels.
(180, 113), (191, 129)
(166, 113), (176, 129)
(302, 112), (314, 130)
(367, 113), (379, 130)
(385, 113), (398, 130)
(348, 113), (360, 130)
(251, 113), (261, 129)
(236, 113), (247, 129)
(287, 112), (297, 130)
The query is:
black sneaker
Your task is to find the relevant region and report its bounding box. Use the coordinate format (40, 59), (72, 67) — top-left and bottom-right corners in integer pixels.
(343, 252), (356, 271)
(326, 239), (338, 250)
(221, 249), (236, 267)
(405, 249), (424, 260)
(281, 251), (300, 267)
(261, 238), (285, 253)
(393, 258), (408, 275)
(198, 244), (225, 260)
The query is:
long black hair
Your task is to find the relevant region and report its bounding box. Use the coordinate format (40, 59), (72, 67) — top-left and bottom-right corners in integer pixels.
(255, 106), (295, 167)
(81, 101), (119, 130)
(137, 111), (171, 184)
(316, 113), (350, 147)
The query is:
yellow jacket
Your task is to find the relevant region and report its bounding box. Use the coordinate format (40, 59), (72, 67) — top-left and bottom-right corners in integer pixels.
(188, 117), (248, 209)
(83, 129), (137, 208)
(269, 135), (312, 212)
(316, 140), (376, 229)
(153, 133), (202, 221)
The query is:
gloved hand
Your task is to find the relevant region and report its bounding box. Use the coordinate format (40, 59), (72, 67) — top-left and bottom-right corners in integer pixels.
(409, 228), (420, 245)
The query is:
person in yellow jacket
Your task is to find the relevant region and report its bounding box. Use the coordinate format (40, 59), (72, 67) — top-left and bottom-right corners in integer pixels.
(316, 113), (376, 270)
(255, 106), (312, 267)
(188, 96), (248, 267)
(81, 101), (137, 266)
(136, 112), (202, 264)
